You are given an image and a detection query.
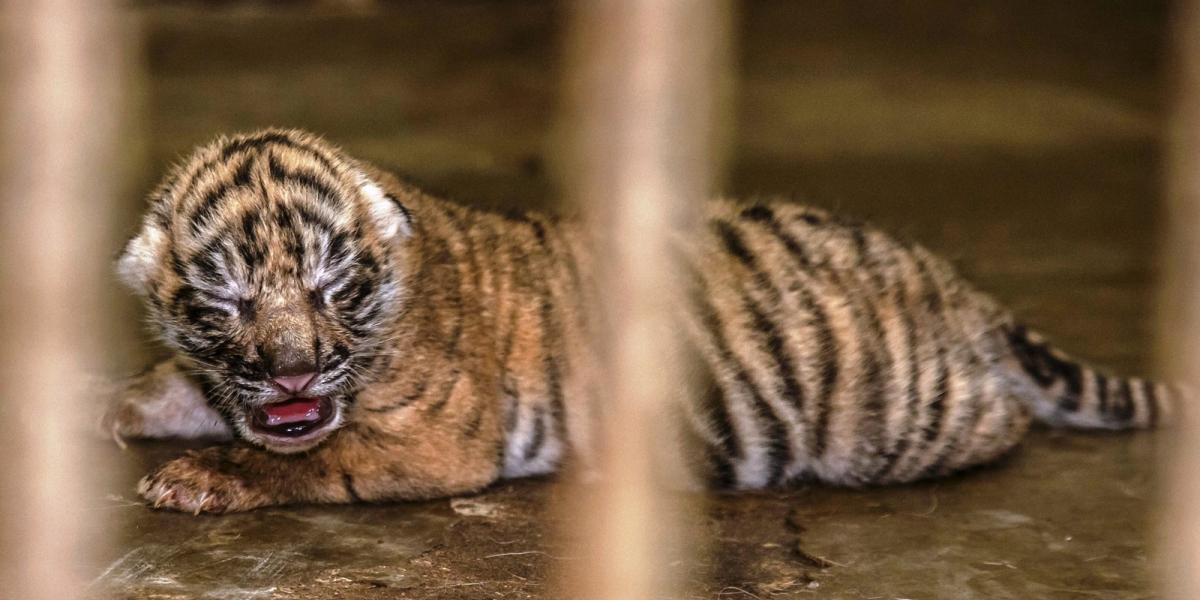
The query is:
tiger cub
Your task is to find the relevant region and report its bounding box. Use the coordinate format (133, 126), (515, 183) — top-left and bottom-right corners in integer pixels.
(105, 129), (1175, 514)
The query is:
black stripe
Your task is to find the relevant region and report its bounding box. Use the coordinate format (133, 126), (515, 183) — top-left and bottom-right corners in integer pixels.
(425, 370), (460, 415)
(267, 152), (342, 206)
(743, 294), (806, 418)
(188, 177), (237, 235)
(186, 150), (263, 235)
(197, 379), (241, 432)
(850, 226), (871, 266)
(815, 233), (891, 481)
(768, 258), (836, 459)
(220, 132), (338, 173)
(236, 213), (266, 268)
(739, 205), (812, 268)
(923, 343), (950, 444)
(502, 387), (520, 434)
(529, 217), (549, 246)
(720, 216), (810, 472)
(498, 309), (523, 389)
(151, 200), (172, 229)
(851, 327), (888, 480)
(336, 277), (376, 314)
(383, 193), (412, 224)
(1095, 371), (1109, 415)
(905, 250), (949, 472)
(221, 132), (300, 160)
(735, 208), (838, 459)
(232, 154), (255, 187)
(188, 237), (235, 286)
(526, 218), (569, 460)
(1006, 325), (1083, 411)
(681, 259), (787, 485)
(844, 230), (900, 481)
(361, 377), (429, 413)
(523, 405), (547, 462)
(292, 203), (340, 233)
(413, 231), (466, 363)
(171, 132), (324, 207)
(912, 249), (946, 314)
(540, 302), (566, 455)
(707, 448), (737, 488)
(783, 270), (837, 460)
(1111, 377), (1135, 422)
(444, 208), (484, 333)
(798, 210), (826, 226)
(874, 265), (922, 481)
(240, 208), (260, 239)
(712, 219), (781, 306)
(462, 403), (486, 438)
(920, 353), (985, 480)
(713, 219), (757, 267)
(440, 237), (467, 361)
(672, 400), (736, 489)
(342, 472), (364, 503)
(1142, 379), (1158, 426)
(684, 337), (740, 461)
(738, 204), (773, 222)
(741, 294), (799, 482)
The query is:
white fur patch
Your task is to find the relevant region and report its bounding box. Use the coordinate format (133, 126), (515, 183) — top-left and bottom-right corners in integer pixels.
(358, 175), (411, 241)
(117, 222), (165, 295)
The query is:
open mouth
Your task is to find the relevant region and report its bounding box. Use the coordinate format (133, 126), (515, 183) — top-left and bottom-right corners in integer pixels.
(250, 396), (335, 439)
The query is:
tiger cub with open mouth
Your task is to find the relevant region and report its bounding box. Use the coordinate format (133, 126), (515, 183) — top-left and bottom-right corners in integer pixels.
(104, 129), (1174, 514)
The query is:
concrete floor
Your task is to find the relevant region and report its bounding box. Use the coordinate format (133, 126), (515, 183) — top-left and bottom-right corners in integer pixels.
(93, 1), (1170, 598)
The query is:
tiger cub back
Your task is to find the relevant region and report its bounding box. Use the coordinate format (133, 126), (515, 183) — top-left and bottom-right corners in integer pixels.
(657, 200), (1172, 488)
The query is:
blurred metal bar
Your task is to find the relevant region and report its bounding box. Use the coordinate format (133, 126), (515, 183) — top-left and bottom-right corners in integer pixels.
(0, 0), (124, 598)
(561, 1), (730, 598)
(1160, 0), (1200, 597)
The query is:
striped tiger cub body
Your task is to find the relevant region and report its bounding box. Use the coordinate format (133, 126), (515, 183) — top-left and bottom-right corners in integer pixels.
(678, 202), (1169, 489)
(107, 129), (1173, 513)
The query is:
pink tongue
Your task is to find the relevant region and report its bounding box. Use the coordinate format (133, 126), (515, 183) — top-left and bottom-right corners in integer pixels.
(261, 398), (322, 427)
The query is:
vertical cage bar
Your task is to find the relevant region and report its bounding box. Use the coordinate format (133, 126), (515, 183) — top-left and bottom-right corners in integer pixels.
(561, 1), (731, 598)
(0, 0), (123, 597)
(1160, 0), (1200, 597)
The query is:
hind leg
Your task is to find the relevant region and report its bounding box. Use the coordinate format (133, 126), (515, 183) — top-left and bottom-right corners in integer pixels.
(97, 359), (232, 446)
(882, 374), (1034, 485)
(945, 386), (1033, 475)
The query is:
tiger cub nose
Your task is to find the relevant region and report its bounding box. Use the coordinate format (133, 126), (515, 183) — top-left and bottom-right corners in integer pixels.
(261, 339), (319, 393)
(272, 372), (316, 394)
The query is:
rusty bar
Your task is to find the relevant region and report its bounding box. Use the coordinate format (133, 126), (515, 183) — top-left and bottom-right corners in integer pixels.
(1159, 0), (1200, 597)
(560, 1), (731, 598)
(0, 0), (124, 597)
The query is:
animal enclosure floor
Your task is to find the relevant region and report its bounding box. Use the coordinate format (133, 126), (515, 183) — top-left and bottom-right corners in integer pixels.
(94, 1), (1169, 598)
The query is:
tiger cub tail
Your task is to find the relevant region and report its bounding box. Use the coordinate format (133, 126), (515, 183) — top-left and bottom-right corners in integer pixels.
(1004, 324), (1181, 430)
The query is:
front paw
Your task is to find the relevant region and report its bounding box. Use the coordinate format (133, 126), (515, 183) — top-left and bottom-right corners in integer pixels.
(93, 363), (234, 446)
(138, 449), (269, 514)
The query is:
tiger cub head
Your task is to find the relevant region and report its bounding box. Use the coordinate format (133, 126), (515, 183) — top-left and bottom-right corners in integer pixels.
(118, 130), (413, 452)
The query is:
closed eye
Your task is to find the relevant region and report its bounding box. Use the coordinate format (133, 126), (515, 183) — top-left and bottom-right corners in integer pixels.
(236, 297), (256, 320)
(311, 270), (354, 307)
(200, 292), (255, 319)
(308, 288), (326, 310)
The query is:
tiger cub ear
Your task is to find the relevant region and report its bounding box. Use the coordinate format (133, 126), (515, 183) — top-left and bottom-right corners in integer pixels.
(117, 218), (167, 296)
(357, 173), (412, 242)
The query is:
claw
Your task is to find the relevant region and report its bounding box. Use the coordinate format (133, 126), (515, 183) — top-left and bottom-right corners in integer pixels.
(193, 493), (210, 516)
(153, 488), (174, 509)
(110, 423), (128, 451)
